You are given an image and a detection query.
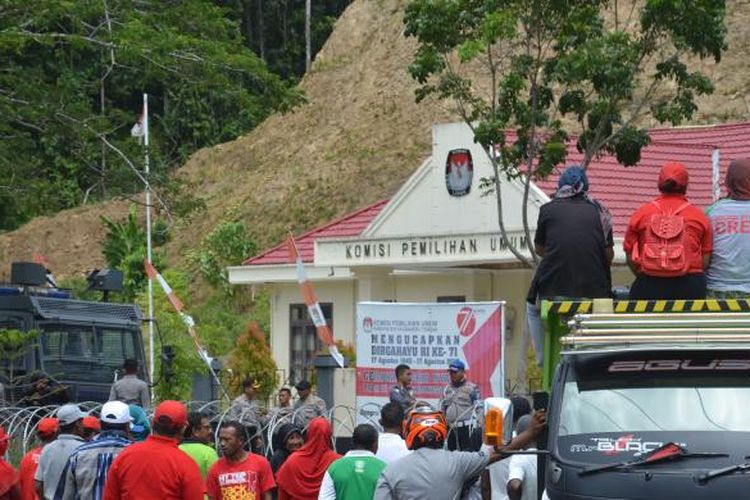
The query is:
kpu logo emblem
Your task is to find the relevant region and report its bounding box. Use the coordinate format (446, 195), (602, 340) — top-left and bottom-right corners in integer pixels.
(445, 149), (473, 197)
(362, 316), (373, 333)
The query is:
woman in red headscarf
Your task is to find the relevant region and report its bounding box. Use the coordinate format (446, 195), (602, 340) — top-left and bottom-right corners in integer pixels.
(0, 426), (20, 500)
(275, 417), (341, 499)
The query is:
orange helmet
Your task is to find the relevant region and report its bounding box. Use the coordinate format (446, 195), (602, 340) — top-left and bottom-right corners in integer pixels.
(403, 406), (448, 450)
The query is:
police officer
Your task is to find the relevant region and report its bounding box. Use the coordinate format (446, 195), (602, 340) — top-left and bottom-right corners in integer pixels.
(389, 364), (415, 412)
(439, 359), (480, 451)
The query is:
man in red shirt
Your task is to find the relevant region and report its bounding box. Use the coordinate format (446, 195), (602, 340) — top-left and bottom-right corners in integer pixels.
(103, 400), (204, 500)
(18, 418), (58, 500)
(206, 421), (275, 500)
(624, 162), (712, 299)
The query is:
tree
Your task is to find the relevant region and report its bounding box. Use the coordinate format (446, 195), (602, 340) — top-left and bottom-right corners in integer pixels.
(101, 205), (165, 301)
(404, 0), (727, 266)
(0, 0), (303, 231)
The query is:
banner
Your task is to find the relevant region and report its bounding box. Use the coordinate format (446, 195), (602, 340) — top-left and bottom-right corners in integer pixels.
(355, 301), (504, 423)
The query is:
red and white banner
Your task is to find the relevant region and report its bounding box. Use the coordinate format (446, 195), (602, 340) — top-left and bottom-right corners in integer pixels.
(286, 235), (345, 368)
(355, 301), (504, 422)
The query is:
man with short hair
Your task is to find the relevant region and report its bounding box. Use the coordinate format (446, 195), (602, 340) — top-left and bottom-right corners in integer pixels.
(375, 403), (409, 464)
(179, 411), (218, 479)
(57, 401), (132, 500)
(706, 158), (750, 298)
(319, 424), (386, 500)
(507, 416), (537, 500)
(103, 400), (203, 500)
(389, 364), (415, 412)
(293, 380), (327, 429)
(206, 421), (275, 500)
(267, 387), (294, 424)
(374, 407), (546, 500)
(19, 418), (58, 500)
(108, 359), (149, 409)
(35, 405), (86, 500)
(439, 359), (480, 451)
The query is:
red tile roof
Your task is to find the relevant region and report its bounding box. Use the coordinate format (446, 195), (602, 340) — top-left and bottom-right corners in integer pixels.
(535, 122), (750, 235)
(244, 199), (390, 265)
(246, 122), (750, 266)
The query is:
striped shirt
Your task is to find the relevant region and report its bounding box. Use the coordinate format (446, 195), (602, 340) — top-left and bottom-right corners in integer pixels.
(55, 431), (131, 500)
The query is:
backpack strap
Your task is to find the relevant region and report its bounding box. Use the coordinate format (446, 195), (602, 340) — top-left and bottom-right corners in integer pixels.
(650, 200), (690, 216)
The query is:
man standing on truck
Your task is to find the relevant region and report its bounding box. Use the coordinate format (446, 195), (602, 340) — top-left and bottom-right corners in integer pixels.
(439, 359), (480, 451)
(706, 158), (750, 298)
(108, 359), (149, 409)
(624, 162), (712, 299)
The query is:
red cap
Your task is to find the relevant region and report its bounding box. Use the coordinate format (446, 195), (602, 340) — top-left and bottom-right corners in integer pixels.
(37, 418), (59, 438)
(154, 400), (188, 428)
(82, 416), (101, 432)
(658, 162), (689, 190)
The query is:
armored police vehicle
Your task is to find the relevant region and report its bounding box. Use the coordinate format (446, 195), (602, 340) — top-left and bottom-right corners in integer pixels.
(0, 262), (147, 403)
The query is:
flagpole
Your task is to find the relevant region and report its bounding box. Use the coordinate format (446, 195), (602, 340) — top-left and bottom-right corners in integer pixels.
(143, 92), (155, 400)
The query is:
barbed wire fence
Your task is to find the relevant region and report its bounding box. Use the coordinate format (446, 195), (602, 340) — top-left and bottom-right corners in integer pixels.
(1, 399), (488, 466)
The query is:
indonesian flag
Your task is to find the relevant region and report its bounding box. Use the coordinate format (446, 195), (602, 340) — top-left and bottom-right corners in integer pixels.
(131, 110), (145, 142)
(286, 235), (345, 368)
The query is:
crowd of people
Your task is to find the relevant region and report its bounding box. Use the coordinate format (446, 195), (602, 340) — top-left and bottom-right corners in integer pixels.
(526, 159), (750, 363)
(0, 362), (544, 500)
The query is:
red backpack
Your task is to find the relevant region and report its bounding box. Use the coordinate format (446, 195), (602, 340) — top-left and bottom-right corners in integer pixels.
(636, 201), (691, 277)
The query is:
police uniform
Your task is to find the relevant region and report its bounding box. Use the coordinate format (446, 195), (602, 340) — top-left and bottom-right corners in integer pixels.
(440, 376), (481, 451)
(389, 384), (415, 412)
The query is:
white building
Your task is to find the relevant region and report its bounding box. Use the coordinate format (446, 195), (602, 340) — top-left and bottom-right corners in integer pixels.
(228, 121), (750, 404)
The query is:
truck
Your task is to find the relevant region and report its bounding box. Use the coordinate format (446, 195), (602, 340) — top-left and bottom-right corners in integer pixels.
(0, 262), (148, 403)
(534, 298), (750, 499)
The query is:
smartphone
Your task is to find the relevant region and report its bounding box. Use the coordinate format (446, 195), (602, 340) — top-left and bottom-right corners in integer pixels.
(532, 391), (549, 412)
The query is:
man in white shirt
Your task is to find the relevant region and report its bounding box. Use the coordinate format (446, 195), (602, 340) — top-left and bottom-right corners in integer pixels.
(375, 403), (410, 464)
(507, 415), (537, 500)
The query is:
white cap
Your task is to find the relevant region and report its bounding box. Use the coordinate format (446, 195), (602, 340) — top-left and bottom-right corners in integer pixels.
(100, 401), (133, 425)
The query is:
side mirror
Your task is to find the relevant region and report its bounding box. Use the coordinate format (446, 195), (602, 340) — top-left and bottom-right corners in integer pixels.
(484, 397), (513, 446)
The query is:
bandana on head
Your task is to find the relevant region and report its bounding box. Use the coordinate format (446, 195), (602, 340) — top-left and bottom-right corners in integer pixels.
(726, 159), (750, 200)
(556, 165), (589, 198)
(554, 165), (612, 240)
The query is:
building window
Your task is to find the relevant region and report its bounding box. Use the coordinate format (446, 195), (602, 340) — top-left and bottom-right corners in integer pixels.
(289, 303), (332, 384)
(437, 295), (465, 303)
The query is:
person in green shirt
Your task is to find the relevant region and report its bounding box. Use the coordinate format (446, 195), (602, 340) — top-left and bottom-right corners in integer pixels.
(179, 411), (219, 478)
(318, 424), (386, 500)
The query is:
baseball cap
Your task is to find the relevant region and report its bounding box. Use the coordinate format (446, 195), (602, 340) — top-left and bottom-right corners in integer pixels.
(154, 400), (188, 428)
(658, 161), (689, 190)
(37, 417), (59, 438)
(57, 404), (85, 426)
(82, 416), (101, 432)
(100, 401), (133, 425)
(448, 359), (466, 372)
(295, 380), (311, 391)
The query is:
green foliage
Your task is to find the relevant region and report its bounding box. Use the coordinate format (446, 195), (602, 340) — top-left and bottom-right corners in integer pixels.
(0, 329), (39, 402)
(404, 0), (727, 175)
(101, 205), (165, 301)
(226, 329), (278, 402)
(0, 0), (304, 231)
(189, 221), (258, 293)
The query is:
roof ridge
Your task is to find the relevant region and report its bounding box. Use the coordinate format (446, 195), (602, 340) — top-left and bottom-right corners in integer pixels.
(243, 198), (389, 265)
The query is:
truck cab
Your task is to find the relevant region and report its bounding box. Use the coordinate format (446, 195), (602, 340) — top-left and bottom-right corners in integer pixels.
(541, 299), (750, 499)
(0, 263), (147, 403)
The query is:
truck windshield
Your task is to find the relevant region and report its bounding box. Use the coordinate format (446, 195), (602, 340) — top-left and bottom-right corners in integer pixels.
(556, 351), (750, 463)
(41, 324), (139, 383)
